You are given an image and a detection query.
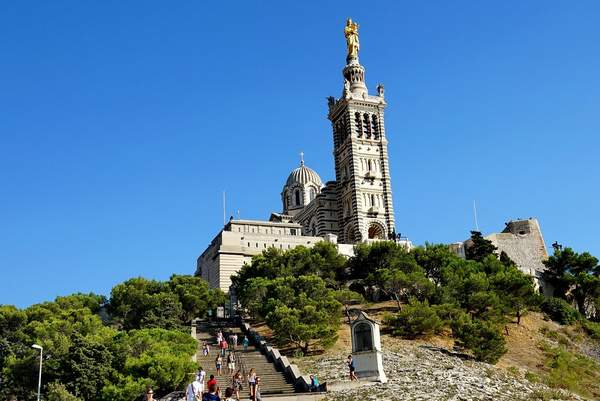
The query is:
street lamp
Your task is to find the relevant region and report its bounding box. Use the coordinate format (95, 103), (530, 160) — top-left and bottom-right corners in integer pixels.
(32, 344), (43, 401)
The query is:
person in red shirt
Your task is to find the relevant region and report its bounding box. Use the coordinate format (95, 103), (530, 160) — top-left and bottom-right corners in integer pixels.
(207, 374), (218, 390)
(219, 340), (228, 357)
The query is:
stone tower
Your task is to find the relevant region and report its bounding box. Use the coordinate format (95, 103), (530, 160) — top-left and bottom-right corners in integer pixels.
(327, 20), (396, 243)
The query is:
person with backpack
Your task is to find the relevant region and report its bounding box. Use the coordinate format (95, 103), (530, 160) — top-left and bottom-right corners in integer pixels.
(186, 377), (203, 401)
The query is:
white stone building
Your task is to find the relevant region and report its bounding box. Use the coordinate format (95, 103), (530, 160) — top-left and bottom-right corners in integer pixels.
(196, 23), (409, 291)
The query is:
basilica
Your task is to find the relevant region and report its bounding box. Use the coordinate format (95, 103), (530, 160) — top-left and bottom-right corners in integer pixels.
(196, 20), (409, 291)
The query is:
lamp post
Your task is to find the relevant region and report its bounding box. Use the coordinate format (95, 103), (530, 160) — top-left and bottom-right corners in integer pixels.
(32, 344), (43, 401)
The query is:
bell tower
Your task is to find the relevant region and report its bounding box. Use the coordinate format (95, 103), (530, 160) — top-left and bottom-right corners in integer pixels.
(327, 19), (396, 244)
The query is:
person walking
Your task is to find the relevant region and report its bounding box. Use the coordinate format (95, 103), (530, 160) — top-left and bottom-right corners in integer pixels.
(195, 366), (207, 394)
(223, 387), (236, 401)
(219, 339), (228, 357)
(226, 352), (235, 374)
(247, 368), (257, 400)
(232, 333), (238, 350)
(203, 341), (210, 357)
(186, 377), (203, 401)
(207, 374), (217, 390)
(215, 354), (223, 376)
(347, 355), (358, 381)
(232, 370), (243, 400)
(254, 377), (263, 401)
(201, 383), (221, 401)
(242, 335), (249, 352)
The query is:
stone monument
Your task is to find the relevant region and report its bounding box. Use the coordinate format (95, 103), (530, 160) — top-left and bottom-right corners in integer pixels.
(351, 311), (387, 383)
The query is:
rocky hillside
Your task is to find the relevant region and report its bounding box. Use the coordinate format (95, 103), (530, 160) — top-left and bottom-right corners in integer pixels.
(289, 308), (600, 401)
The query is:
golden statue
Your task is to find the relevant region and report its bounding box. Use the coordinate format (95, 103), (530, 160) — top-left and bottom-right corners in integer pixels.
(344, 18), (359, 59)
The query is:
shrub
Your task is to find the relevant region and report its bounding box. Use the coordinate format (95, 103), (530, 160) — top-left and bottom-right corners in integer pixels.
(385, 300), (443, 338)
(581, 320), (600, 340)
(542, 345), (600, 399)
(452, 317), (507, 364)
(47, 383), (83, 401)
(541, 297), (581, 325)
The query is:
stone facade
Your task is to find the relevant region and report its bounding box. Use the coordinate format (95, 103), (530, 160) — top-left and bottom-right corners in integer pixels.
(196, 219), (324, 291)
(459, 218), (549, 289)
(486, 218), (549, 290)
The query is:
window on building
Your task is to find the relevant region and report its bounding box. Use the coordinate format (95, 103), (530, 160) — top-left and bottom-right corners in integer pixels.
(372, 115), (379, 139)
(363, 113), (372, 138)
(309, 187), (316, 202)
(295, 189), (301, 206)
(291, 228), (297, 235)
(355, 112), (362, 137)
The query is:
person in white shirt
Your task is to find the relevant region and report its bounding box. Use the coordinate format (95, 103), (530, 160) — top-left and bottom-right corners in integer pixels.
(186, 379), (203, 401)
(195, 366), (206, 394)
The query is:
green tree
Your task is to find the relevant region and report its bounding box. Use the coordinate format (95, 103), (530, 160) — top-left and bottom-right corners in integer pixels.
(412, 243), (461, 285)
(371, 268), (434, 311)
(452, 315), (506, 363)
(465, 231), (497, 262)
(347, 241), (413, 280)
(489, 265), (538, 324)
(543, 247), (600, 316)
(59, 334), (115, 400)
(168, 274), (225, 322)
(385, 300), (444, 338)
(260, 275), (342, 353)
(47, 382), (83, 401)
(333, 289), (364, 325)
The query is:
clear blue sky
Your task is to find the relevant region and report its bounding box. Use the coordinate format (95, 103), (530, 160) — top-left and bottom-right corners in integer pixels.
(1, 1), (599, 308)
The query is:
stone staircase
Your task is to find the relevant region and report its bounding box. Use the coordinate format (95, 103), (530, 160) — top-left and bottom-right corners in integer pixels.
(194, 321), (296, 396)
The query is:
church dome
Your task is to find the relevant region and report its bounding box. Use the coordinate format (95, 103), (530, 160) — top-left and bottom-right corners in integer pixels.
(285, 162), (323, 187)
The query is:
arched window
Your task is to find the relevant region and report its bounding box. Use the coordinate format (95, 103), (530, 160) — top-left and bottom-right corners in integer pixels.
(363, 113), (372, 138)
(309, 187), (316, 202)
(294, 189), (301, 206)
(355, 112), (362, 137)
(353, 322), (373, 352)
(372, 115), (379, 139)
(368, 223), (385, 239)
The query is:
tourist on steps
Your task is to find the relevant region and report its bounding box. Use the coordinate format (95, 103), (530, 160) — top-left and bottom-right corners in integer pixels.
(207, 374), (217, 390)
(310, 374), (320, 392)
(203, 341), (210, 357)
(219, 339), (228, 357)
(232, 370), (243, 400)
(215, 354), (223, 376)
(254, 376), (263, 401)
(223, 387), (236, 401)
(186, 377), (203, 401)
(195, 366), (206, 394)
(226, 351), (235, 374)
(201, 383), (220, 401)
(247, 368), (257, 399)
(347, 355), (358, 381)
(242, 335), (249, 351)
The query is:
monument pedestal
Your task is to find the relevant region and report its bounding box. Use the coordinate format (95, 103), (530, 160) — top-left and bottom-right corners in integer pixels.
(353, 349), (387, 383)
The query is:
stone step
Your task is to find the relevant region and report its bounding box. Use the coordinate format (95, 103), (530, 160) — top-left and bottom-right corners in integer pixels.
(193, 321), (297, 395)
